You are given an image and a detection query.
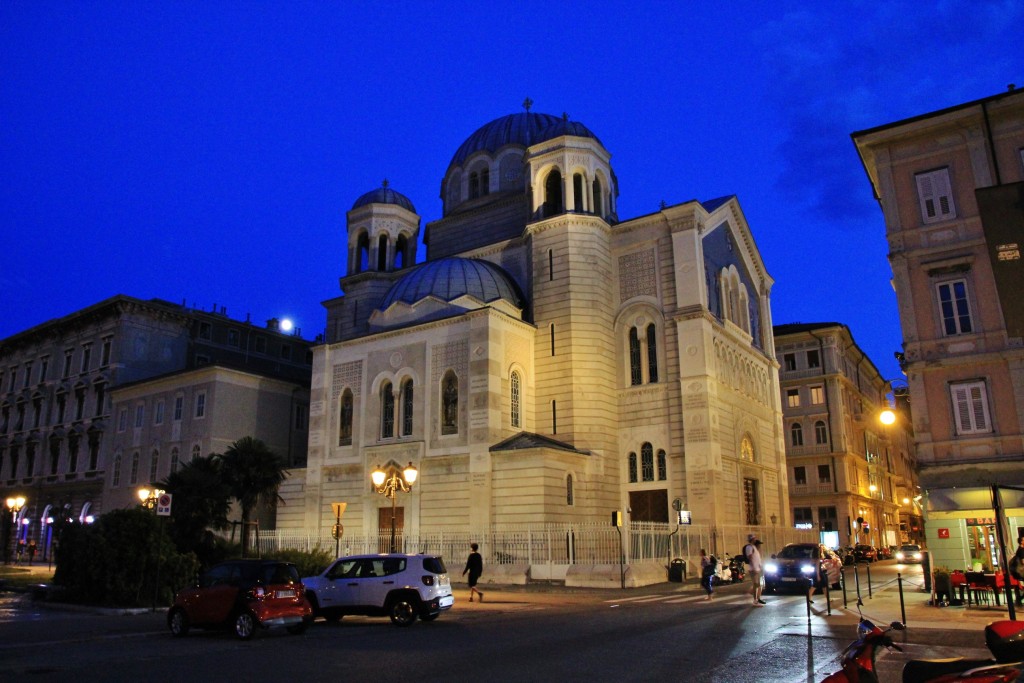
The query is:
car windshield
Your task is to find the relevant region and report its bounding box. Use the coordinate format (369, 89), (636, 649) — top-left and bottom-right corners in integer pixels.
(776, 545), (816, 560)
(900, 545), (920, 551)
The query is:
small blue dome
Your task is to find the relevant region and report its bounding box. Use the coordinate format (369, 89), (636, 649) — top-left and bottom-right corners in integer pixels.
(449, 112), (600, 169)
(352, 185), (416, 213)
(379, 257), (523, 310)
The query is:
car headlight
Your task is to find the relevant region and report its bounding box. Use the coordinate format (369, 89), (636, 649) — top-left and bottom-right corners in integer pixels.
(895, 552), (905, 561)
(912, 553), (922, 561)
(764, 562), (779, 574)
(801, 564), (815, 575)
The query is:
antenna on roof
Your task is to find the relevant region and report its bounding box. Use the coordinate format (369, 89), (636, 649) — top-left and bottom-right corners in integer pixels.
(562, 112), (569, 121)
(522, 97), (533, 112)
(382, 178), (389, 189)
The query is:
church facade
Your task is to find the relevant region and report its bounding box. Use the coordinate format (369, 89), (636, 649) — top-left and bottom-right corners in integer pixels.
(277, 108), (789, 561)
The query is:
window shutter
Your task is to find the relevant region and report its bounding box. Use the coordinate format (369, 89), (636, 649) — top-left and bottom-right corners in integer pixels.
(951, 381), (990, 434)
(968, 384), (988, 431)
(917, 173), (936, 219)
(952, 385), (972, 432)
(916, 169), (956, 223)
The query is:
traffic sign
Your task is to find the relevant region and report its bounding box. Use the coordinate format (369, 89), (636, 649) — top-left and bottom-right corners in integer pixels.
(156, 493), (172, 516)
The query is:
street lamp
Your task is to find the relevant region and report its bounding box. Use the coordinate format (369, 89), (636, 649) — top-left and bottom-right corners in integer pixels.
(138, 487), (164, 510)
(370, 462), (417, 553)
(4, 496), (26, 565)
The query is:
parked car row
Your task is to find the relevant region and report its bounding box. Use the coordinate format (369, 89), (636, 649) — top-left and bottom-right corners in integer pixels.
(167, 553), (455, 640)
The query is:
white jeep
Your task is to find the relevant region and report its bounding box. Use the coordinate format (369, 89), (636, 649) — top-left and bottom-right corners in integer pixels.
(302, 553), (454, 626)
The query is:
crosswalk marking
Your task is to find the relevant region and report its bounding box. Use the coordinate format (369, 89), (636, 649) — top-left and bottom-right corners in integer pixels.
(607, 592), (808, 606)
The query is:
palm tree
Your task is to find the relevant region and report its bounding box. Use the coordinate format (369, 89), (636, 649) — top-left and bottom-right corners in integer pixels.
(158, 455), (232, 559)
(216, 436), (288, 557)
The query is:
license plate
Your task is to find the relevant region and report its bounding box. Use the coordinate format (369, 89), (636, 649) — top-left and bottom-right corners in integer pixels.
(276, 589), (296, 598)
(439, 595), (454, 608)
(781, 577), (797, 582)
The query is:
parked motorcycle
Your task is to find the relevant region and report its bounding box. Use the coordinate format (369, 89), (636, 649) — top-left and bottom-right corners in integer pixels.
(728, 554), (746, 583)
(822, 605), (1024, 683)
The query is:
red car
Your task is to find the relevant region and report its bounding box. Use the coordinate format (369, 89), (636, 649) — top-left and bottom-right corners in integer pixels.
(168, 559), (312, 640)
(853, 544), (878, 563)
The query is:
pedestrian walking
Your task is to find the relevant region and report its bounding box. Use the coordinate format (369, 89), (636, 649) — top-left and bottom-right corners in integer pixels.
(27, 539), (37, 566)
(463, 542), (484, 602)
(15, 539), (25, 566)
(699, 549), (716, 600)
(744, 534), (766, 606)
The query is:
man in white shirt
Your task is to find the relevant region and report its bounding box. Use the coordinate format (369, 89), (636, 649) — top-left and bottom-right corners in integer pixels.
(744, 533), (766, 606)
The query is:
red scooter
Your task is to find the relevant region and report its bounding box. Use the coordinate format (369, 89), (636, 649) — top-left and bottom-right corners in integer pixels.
(823, 609), (1024, 682)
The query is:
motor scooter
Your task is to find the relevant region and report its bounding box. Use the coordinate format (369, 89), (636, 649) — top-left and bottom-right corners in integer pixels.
(822, 604), (1024, 683)
(728, 555), (746, 583)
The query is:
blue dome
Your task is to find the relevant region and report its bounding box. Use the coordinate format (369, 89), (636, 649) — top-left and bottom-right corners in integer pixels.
(352, 185), (416, 213)
(449, 112), (600, 169)
(379, 257), (523, 310)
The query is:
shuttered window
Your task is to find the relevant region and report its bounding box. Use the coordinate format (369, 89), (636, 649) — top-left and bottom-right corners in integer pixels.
(950, 381), (991, 435)
(915, 168), (956, 224)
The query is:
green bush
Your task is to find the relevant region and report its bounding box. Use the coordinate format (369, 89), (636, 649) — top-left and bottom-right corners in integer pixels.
(264, 546), (334, 578)
(53, 508), (199, 607)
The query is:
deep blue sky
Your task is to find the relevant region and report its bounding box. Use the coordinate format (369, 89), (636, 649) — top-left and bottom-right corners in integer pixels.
(3, 3), (1022, 382)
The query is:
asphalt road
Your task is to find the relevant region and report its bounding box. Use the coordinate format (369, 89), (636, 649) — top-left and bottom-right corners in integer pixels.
(0, 562), (996, 683)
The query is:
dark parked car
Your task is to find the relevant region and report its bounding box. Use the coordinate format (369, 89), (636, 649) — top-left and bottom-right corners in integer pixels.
(168, 559), (313, 640)
(763, 543), (842, 593)
(853, 544), (878, 563)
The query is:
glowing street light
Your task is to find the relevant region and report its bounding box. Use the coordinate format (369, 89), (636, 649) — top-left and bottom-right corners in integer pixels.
(5, 496), (26, 566)
(371, 462), (418, 553)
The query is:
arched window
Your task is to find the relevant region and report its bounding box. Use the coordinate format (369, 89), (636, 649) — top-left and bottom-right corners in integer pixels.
(401, 379), (414, 436)
(112, 452), (122, 487)
(641, 443), (655, 482)
(356, 232), (369, 273)
(339, 390), (353, 445)
(815, 420), (828, 445)
(790, 423), (804, 447)
(628, 452), (638, 483)
(629, 327), (642, 385)
(657, 449), (667, 481)
(129, 451), (140, 484)
(377, 234), (389, 271)
(149, 449), (159, 483)
(469, 172), (480, 199)
(593, 178), (603, 218)
(191, 444), (201, 460)
(510, 371), (522, 429)
(741, 434), (755, 462)
(480, 168), (489, 196)
(566, 474), (574, 506)
(646, 324), (659, 383)
(543, 169), (562, 217)
(395, 235), (408, 270)
(170, 447), (179, 474)
(573, 173), (584, 212)
(381, 381), (395, 438)
(441, 371), (458, 435)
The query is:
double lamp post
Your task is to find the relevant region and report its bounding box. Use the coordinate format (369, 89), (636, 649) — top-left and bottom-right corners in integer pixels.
(370, 463), (417, 553)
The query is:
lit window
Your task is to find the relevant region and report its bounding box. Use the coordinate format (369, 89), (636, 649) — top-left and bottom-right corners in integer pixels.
(740, 435), (755, 462)
(810, 386), (824, 404)
(787, 388), (800, 407)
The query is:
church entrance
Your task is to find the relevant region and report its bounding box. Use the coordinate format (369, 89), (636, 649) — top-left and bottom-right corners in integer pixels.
(629, 490), (668, 523)
(377, 506), (405, 553)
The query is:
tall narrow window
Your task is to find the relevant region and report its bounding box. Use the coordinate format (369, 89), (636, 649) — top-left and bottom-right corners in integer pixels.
(401, 379), (414, 436)
(112, 453), (122, 487)
(593, 178), (603, 217)
(170, 447), (179, 474)
(551, 400), (557, 434)
(815, 420), (828, 445)
(790, 422), (804, 446)
(629, 328), (642, 385)
(191, 444), (201, 460)
(129, 451), (139, 485)
(950, 380), (991, 435)
(566, 474), (574, 506)
(743, 478), (760, 525)
(646, 324), (659, 383)
(381, 381), (395, 438)
(937, 280), (973, 336)
(49, 439), (60, 475)
(740, 435), (755, 462)
(377, 234), (388, 271)
(441, 372), (458, 435)
(356, 232), (370, 273)
(548, 249), (554, 281)
(543, 169), (562, 217)
(480, 168), (489, 196)
(339, 390), (353, 445)
(641, 443), (655, 482)
(510, 371), (522, 429)
(395, 235), (408, 270)
(469, 172), (480, 199)
(149, 449), (159, 483)
(628, 452), (638, 483)
(572, 173), (584, 211)
(550, 324), (555, 356)
(657, 449), (667, 481)
(68, 436), (79, 473)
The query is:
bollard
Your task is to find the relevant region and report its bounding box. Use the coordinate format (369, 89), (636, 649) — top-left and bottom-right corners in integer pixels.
(841, 567), (848, 609)
(898, 572), (907, 627)
(854, 563), (862, 601)
(825, 580), (832, 616)
(806, 578), (812, 622)
(866, 562), (873, 599)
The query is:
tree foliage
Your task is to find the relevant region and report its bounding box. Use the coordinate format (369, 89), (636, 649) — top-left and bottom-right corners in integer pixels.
(216, 436), (288, 557)
(158, 454), (232, 565)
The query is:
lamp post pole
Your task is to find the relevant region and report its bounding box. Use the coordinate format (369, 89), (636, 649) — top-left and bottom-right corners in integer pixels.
(5, 496), (26, 566)
(370, 463), (418, 553)
(138, 487), (165, 610)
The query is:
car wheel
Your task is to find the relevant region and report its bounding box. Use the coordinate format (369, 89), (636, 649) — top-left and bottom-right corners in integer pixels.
(388, 597), (418, 626)
(421, 612), (440, 622)
(234, 611), (258, 640)
(286, 621), (308, 635)
(168, 607), (190, 637)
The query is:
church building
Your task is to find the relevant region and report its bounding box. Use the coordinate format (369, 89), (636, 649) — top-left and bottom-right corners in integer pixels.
(277, 106), (788, 569)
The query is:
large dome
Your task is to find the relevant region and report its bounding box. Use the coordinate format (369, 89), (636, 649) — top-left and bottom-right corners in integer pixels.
(379, 257), (523, 311)
(351, 184), (416, 213)
(448, 112), (600, 169)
